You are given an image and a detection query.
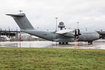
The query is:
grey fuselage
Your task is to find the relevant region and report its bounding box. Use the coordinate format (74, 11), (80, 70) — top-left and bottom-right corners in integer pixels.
(22, 29), (99, 42)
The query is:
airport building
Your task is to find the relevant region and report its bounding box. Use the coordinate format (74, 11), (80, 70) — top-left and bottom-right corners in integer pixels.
(97, 31), (105, 39)
(0, 30), (17, 41)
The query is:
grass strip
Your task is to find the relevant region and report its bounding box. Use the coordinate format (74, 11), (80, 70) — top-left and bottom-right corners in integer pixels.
(0, 47), (105, 70)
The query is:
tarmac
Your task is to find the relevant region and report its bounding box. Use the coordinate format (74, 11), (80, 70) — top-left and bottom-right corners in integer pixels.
(0, 39), (105, 50)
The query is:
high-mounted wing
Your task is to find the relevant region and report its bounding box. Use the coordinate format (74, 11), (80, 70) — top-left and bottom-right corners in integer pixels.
(56, 29), (73, 34)
(56, 29), (74, 37)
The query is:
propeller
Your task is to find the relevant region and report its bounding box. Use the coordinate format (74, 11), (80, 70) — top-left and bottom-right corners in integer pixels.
(77, 29), (81, 35)
(74, 29), (81, 41)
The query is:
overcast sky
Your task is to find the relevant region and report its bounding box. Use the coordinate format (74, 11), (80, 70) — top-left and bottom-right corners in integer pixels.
(0, 0), (105, 31)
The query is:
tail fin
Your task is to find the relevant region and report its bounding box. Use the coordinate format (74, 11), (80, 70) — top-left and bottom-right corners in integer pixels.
(6, 13), (34, 30)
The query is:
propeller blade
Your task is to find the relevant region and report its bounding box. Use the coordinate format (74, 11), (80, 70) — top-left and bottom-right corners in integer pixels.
(75, 29), (77, 36)
(74, 29), (81, 41)
(78, 29), (81, 35)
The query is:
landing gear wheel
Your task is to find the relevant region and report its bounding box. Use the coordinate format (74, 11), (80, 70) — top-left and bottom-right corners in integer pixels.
(59, 42), (61, 44)
(59, 42), (68, 45)
(62, 42), (65, 44)
(66, 42), (68, 44)
(88, 41), (93, 45)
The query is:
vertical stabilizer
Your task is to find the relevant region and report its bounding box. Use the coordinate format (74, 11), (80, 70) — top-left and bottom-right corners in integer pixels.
(6, 13), (34, 30)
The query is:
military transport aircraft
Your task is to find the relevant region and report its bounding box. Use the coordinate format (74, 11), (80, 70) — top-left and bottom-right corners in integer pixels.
(6, 13), (100, 44)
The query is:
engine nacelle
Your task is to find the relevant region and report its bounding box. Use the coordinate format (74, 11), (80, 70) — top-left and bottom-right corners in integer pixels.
(64, 32), (74, 38)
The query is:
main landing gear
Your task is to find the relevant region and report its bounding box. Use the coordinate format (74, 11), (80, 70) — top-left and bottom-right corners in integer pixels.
(59, 42), (68, 45)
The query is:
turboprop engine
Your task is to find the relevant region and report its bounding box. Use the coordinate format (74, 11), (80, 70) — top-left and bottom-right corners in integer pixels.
(64, 31), (74, 37)
(56, 29), (81, 40)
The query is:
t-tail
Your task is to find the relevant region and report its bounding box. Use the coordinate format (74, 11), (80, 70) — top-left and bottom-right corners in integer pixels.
(6, 13), (34, 30)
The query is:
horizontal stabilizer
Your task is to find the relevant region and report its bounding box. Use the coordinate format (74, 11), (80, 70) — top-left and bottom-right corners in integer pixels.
(6, 13), (25, 17)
